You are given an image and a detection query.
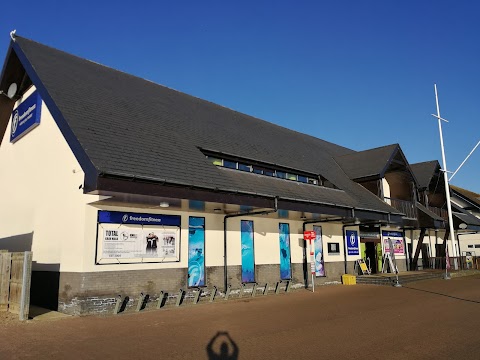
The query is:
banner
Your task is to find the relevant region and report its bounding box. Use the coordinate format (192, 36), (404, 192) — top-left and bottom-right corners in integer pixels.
(346, 230), (359, 255)
(100, 225), (179, 260)
(98, 210), (180, 226)
(313, 226), (325, 276)
(279, 223), (292, 280)
(241, 220), (255, 283)
(382, 231), (404, 255)
(188, 217), (205, 287)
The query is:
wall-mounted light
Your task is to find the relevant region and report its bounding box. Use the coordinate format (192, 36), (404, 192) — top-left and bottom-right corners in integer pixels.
(159, 202), (169, 208)
(213, 208), (222, 213)
(0, 83), (17, 99)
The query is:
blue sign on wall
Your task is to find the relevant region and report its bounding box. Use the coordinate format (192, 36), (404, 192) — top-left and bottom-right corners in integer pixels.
(188, 217), (205, 287)
(279, 223), (292, 280)
(98, 210), (181, 226)
(241, 220), (255, 283)
(346, 230), (359, 255)
(10, 90), (42, 143)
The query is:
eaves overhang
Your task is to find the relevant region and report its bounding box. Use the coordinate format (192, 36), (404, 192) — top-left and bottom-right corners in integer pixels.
(91, 173), (403, 223)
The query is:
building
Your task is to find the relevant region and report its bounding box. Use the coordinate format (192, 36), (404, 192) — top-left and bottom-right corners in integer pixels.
(0, 35), (475, 314)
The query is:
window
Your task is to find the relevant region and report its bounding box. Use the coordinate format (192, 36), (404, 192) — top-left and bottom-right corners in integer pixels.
(297, 175), (308, 183)
(276, 171), (286, 179)
(468, 245), (474, 248)
(223, 160), (237, 169)
(328, 242), (340, 254)
(238, 163), (251, 172)
(203, 151), (336, 188)
(475, 244), (480, 248)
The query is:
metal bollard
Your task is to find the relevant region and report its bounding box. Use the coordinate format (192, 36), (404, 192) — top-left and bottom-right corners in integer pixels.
(251, 283), (258, 297)
(193, 288), (202, 304)
(156, 291), (165, 309)
(176, 289), (184, 306)
(113, 295), (123, 315)
(210, 286), (217, 302)
(263, 283), (269, 296)
(275, 281), (281, 294)
(136, 292), (147, 312)
(224, 285), (232, 300)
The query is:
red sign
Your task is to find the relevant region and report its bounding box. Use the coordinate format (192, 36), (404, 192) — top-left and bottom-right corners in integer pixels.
(304, 230), (316, 242)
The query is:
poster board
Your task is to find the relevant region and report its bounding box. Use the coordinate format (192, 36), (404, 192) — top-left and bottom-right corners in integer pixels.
(96, 211), (181, 264)
(382, 231), (405, 255)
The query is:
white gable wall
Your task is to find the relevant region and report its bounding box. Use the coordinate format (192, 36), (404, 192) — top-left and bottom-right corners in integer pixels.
(0, 86), (101, 271)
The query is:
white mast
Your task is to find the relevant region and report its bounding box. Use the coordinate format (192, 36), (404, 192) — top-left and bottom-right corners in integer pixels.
(433, 84), (456, 277)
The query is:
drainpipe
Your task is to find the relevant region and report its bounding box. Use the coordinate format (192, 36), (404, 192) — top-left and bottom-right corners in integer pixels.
(302, 217), (344, 289)
(223, 197), (278, 293)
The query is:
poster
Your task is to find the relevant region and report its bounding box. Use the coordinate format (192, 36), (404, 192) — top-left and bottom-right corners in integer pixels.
(346, 230), (359, 255)
(313, 226), (325, 276)
(241, 220), (255, 283)
(101, 225), (179, 260)
(279, 223), (292, 280)
(382, 231), (404, 255)
(188, 217), (205, 287)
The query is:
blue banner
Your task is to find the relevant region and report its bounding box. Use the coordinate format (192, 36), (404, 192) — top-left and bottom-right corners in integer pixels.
(98, 210), (181, 226)
(241, 220), (255, 283)
(346, 230), (359, 255)
(279, 223), (292, 280)
(188, 217), (205, 287)
(10, 90), (42, 143)
(313, 226), (325, 276)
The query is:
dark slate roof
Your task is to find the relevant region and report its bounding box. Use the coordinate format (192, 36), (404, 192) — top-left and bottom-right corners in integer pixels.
(334, 144), (398, 180)
(451, 204), (480, 227)
(410, 161), (440, 190)
(9, 36), (402, 214)
(451, 185), (480, 207)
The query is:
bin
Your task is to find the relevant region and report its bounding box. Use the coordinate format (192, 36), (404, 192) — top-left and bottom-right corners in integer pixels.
(342, 274), (356, 285)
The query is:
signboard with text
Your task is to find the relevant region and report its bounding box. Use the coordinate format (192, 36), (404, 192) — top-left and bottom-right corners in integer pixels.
(346, 230), (359, 255)
(10, 90), (42, 143)
(382, 231), (405, 255)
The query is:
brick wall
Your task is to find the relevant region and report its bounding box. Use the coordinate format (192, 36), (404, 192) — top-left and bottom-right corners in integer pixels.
(31, 261), (347, 314)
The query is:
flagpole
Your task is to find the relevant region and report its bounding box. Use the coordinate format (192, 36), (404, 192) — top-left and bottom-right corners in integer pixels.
(433, 84), (455, 279)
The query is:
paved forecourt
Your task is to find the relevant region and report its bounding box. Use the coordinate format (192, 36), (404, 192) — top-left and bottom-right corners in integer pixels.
(1, 275), (480, 360)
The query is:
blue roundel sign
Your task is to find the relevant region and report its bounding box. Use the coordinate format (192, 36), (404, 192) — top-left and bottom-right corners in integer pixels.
(346, 230), (359, 255)
(10, 90), (42, 143)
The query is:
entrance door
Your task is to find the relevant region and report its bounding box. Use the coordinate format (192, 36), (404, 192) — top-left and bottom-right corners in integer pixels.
(365, 242), (378, 274)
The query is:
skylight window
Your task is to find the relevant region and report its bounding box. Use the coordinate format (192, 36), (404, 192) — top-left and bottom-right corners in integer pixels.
(204, 151), (336, 189)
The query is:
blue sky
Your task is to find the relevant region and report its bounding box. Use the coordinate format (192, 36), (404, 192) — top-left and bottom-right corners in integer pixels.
(1, 1), (479, 192)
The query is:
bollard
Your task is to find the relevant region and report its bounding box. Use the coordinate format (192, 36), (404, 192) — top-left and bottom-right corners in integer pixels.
(136, 293), (147, 312)
(156, 291), (165, 309)
(263, 283), (269, 296)
(113, 295), (123, 315)
(224, 285), (232, 300)
(239, 283), (246, 298)
(210, 286), (217, 302)
(176, 289), (184, 307)
(251, 283), (258, 297)
(275, 281), (281, 294)
(193, 288), (202, 304)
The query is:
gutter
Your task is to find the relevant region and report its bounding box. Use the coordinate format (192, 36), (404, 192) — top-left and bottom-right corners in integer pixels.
(223, 197), (278, 292)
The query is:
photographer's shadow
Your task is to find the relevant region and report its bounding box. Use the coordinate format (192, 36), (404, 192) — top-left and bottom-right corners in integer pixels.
(206, 331), (239, 360)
